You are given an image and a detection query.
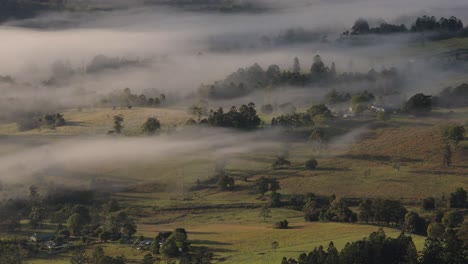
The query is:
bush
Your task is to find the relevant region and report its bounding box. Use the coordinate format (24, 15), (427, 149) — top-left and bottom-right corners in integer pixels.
(422, 197), (436, 210)
(305, 159), (318, 170)
(442, 210), (464, 228)
(273, 220), (289, 229)
(142, 117), (161, 134)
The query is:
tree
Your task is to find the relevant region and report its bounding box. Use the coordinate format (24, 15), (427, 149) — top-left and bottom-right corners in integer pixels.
(68, 213), (87, 236)
(113, 115), (124, 134)
(70, 246), (90, 264)
(91, 246), (105, 264)
(0, 240), (26, 264)
(404, 93), (432, 114)
(142, 254), (153, 264)
(442, 210), (464, 228)
(272, 241), (279, 251)
(217, 174), (235, 191)
(259, 204), (272, 221)
(442, 125), (465, 145)
(29, 205), (46, 229)
(427, 222), (445, 239)
(142, 117), (161, 135)
(305, 159), (318, 170)
(422, 197), (436, 210)
(160, 237), (179, 258)
(292, 57), (301, 73)
(352, 18), (370, 34)
(255, 177), (270, 196)
(310, 55), (328, 78)
(273, 220), (288, 229)
(450, 187), (467, 208)
(404, 211), (427, 235)
(442, 143), (453, 167)
(273, 156), (291, 170)
(307, 104), (332, 119)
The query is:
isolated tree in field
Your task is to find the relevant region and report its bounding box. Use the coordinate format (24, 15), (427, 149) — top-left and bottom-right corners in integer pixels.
(259, 204), (272, 221)
(113, 115), (124, 133)
(273, 156), (291, 170)
(442, 143), (452, 167)
(160, 94), (166, 103)
(272, 241), (279, 251)
(442, 125), (465, 145)
(404, 93), (432, 114)
(217, 174), (235, 191)
(305, 158), (318, 170)
(142, 117), (161, 135)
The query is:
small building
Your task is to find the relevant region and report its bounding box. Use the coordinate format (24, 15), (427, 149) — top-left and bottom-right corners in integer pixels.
(30, 233), (54, 243)
(370, 104), (399, 114)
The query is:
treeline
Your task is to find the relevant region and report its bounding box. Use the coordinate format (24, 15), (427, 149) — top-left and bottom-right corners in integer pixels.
(199, 55), (401, 99)
(0, 0), (65, 22)
(101, 88), (167, 109)
(344, 15), (468, 40)
(435, 83), (468, 108)
(281, 227), (467, 264)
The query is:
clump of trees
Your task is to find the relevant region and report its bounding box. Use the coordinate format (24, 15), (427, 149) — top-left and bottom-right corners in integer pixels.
(436, 83), (468, 108)
(16, 113), (66, 131)
(358, 199), (408, 226)
(273, 220), (289, 229)
(199, 55), (401, 100)
(217, 173), (235, 191)
(281, 227), (468, 264)
(101, 88), (166, 109)
(142, 117), (161, 135)
(404, 93), (432, 114)
(206, 103), (261, 129)
(342, 15), (468, 40)
(305, 159), (318, 170)
(255, 177), (280, 197)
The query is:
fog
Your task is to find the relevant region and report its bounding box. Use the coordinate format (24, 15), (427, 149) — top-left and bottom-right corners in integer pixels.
(1, 0), (468, 191)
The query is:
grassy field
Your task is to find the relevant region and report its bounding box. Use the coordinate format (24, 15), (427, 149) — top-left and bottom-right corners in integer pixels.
(1, 105), (467, 263)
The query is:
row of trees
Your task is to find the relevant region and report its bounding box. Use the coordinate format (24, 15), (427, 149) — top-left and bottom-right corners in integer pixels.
(199, 55), (401, 100)
(101, 88), (167, 109)
(346, 15), (466, 36)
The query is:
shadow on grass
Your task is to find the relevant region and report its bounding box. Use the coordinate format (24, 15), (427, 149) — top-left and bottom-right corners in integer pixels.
(211, 248), (238, 253)
(410, 169), (468, 176)
(315, 167), (351, 172)
(189, 231), (219, 235)
(340, 154), (422, 163)
(191, 239), (232, 246)
(65, 121), (85, 127)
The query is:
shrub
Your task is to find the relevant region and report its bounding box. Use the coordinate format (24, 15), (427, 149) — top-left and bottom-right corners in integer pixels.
(305, 159), (318, 170)
(422, 197), (436, 210)
(273, 220), (289, 229)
